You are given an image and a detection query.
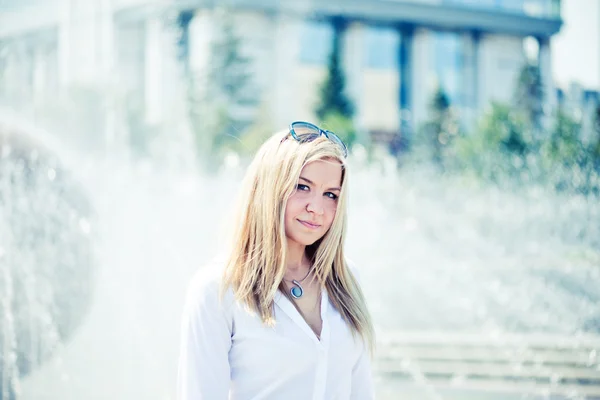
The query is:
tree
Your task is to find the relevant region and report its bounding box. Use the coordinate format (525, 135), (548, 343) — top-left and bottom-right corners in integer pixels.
(418, 86), (461, 169)
(314, 19), (356, 147)
(187, 9), (259, 165)
(0, 41), (8, 100)
(592, 105), (600, 166)
(547, 108), (582, 165)
(514, 63), (544, 134)
(427, 87), (450, 166)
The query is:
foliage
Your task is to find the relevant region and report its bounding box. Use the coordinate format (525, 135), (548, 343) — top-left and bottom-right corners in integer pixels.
(452, 102), (530, 180)
(592, 105), (600, 162)
(228, 101), (274, 157)
(479, 102), (531, 156)
(417, 87), (460, 169)
(319, 111), (357, 149)
(514, 63), (544, 132)
(187, 9), (259, 167)
(421, 62), (543, 183)
(543, 108), (582, 166)
(540, 108), (600, 194)
(315, 19), (354, 125)
(0, 41), (7, 95)
(449, 99), (600, 194)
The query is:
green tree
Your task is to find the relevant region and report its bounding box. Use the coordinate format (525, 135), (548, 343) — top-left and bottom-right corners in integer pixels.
(427, 87), (450, 165)
(514, 63), (544, 133)
(315, 19), (354, 120)
(419, 87), (460, 169)
(453, 102), (529, 180)
(581, 104), (600, 194)
(187, 9), (258, 165)
(539, 107), (591, 192)
(314, 19), (356, 148)
(320, 112), (357, 147)
(592, 105), (600, 166)
(451, 64), (541, 181)
(0, 41), (10, 102)
(545, 108), (582, 166)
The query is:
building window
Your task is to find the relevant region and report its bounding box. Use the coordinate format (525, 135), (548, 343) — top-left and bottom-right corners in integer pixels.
(364, 26), (399, 69)
(431, 31), (465, 106)
(298, 21), (333, 65)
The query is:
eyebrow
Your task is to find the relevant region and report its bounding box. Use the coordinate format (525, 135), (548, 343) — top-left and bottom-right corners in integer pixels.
(299, 176), (341, 192)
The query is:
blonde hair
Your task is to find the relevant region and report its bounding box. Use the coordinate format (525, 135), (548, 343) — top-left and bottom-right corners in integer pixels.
(222, 129), (375, 352)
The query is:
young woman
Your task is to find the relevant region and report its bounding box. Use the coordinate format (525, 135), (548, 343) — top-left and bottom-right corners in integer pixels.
(177, 121), (375, 399)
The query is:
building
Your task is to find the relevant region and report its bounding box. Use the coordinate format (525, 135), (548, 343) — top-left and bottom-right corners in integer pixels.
(0, 0), (562, 149)
(557, 83), (600, 144)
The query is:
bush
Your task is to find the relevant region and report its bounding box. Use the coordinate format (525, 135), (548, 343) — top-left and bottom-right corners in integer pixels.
(538, 108), (600, 194)
(319, 112), (357, 150)
(227, 103), (275, 158)
(452, 102), (531, 181)
(416, 88), (462, 170)
(543, 110), (582, 166)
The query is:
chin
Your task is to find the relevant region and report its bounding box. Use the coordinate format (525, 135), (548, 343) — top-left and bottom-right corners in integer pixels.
(307, 233), (328, 246)
(292, 233), (323, 247)
(304, 238), (320, 246)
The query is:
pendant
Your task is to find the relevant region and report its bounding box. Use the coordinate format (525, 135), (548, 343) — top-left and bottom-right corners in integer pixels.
(290, 280), (303, 299)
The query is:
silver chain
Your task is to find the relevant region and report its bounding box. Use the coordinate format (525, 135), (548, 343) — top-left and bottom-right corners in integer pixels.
(282, 267), (311, 283)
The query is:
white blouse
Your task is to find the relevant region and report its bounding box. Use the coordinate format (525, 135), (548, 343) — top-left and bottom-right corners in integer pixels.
(176, 266), (374, 400)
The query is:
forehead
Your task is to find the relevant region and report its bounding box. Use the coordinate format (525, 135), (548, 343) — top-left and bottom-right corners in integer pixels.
(300, 159), (343, 186)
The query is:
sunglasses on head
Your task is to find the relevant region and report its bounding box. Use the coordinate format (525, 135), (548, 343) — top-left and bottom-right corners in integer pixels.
(281, 121), (348, 158)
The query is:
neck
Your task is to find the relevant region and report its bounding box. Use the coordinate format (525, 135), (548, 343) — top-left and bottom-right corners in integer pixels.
(285, 240), (308, 275)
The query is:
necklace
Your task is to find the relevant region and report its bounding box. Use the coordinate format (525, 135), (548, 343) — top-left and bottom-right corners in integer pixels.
(283, 268), (311, 299)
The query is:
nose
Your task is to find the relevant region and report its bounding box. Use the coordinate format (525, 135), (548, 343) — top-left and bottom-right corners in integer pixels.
(306, 192), (324, 215)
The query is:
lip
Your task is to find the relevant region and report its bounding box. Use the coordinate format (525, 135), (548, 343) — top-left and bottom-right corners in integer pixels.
(298, 219), (321, 229)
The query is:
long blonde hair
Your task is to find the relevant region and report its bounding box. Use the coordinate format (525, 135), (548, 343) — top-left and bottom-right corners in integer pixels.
(222, 129), (374, 351)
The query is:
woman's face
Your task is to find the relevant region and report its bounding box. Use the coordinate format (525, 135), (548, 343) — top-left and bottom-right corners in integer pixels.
(284, 159), (343, 247)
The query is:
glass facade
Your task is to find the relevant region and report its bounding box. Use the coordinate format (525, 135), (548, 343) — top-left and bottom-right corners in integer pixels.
(430, 31), (465, 107)
(364, 26), (399, 69)
(298, 21), (334, 65)
(299, 22), (401, 69)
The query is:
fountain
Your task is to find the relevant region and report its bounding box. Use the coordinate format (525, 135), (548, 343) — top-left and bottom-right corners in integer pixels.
(1, 115), (598, 399)
(0, 1), (598, 398)
(0, 121), (95, 400)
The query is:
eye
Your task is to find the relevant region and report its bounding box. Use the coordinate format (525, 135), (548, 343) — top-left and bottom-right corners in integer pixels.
(325, 192), (338, 200)
(296, 184), (310, 191)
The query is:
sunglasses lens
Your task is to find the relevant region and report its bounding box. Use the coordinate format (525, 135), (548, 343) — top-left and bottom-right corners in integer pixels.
(325, 131), (348, 157)
(296, 133), (321, 143)
(291, 122), (320, 136)
(289, 121), (348, 157)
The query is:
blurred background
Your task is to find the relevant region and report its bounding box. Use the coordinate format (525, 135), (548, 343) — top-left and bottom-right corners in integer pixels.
(0, 0), (599, 399)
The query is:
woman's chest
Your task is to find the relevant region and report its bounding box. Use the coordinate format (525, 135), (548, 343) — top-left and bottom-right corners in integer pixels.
(227, 302), (359, 376)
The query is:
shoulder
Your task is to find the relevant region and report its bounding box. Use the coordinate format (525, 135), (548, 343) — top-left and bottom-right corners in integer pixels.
(181, 260), (236, 336)
(184, 260), (234, 312)
(186, 260), (224, 295)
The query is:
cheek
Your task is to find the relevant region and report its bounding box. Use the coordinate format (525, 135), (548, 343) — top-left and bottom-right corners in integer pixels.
(285, 195), (304, 220)
(323, 202), (338, 226)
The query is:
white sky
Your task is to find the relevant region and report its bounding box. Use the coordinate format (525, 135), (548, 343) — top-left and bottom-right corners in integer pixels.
(552, 0), (600, 90)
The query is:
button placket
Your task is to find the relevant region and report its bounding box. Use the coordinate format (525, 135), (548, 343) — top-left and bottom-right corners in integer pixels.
(313, 344), (329, 400)
(312, 289), (330, 400)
